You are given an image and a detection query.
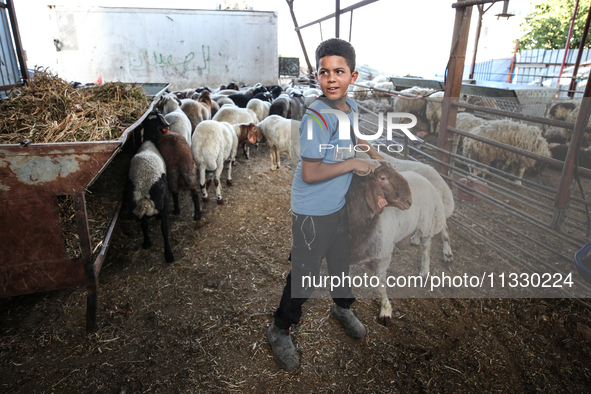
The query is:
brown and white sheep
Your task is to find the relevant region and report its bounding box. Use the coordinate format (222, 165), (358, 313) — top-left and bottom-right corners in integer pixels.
(347, 163), (449, 324)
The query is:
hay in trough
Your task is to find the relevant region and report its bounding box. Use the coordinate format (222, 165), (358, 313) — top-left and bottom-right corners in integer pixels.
(0, 67), (148, 144)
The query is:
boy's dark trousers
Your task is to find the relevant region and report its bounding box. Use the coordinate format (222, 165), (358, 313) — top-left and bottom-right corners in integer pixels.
(273, 205), (355, 330)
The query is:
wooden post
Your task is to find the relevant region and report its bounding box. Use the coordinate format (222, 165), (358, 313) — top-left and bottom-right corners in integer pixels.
(551, 73), (591, 231)
(435, 1), (473, 176)
(469, 5), (484, 80)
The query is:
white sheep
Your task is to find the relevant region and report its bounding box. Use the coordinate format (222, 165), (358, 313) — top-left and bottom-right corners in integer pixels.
(455, 112), (488, 134)
(462, 119), (551, 184)
(246, 98), (271, 122)
(561, 103), (591, 147)
(352, 81), (375, 100)
(191, 120), (238, 204)
(212, 105), (259, 125)
(371, 81), (395, 98)
(392, 86), (436, 117)
(126, 141), (174, 263)
(371, 75), (391, 85)
(424, 91), (445, 134)
(257, 115), (300, 170)
(302, 88), (322, 97)
(156, 93), (193, 147)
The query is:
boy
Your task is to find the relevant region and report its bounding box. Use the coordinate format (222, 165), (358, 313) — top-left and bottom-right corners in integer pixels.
(267, 38), (385, 371)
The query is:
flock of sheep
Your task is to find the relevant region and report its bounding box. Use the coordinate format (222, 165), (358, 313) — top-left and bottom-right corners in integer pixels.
(125, 82), (320, 264)
(354, 76), (591, 182)
(124, 76), (588, 322)
(122, 79), (463, 322)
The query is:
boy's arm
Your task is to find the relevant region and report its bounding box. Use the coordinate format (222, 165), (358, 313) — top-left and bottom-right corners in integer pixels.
(301, 158), (380, 184)
(357, 138), (385, 160)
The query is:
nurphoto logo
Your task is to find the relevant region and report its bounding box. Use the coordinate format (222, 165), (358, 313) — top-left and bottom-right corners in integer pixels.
(305, 109), (418, 154)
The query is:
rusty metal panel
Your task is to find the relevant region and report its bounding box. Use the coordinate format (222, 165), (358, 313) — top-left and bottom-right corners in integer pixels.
(0, 142), (120, 199)
(0, 258), (85, 297)
(0, 196), (67, 265)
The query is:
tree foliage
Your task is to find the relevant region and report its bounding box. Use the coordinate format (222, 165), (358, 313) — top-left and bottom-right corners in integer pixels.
(518, 0), (591, 51)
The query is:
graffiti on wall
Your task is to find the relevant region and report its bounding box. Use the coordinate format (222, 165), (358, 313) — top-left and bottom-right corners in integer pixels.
(128, 45), (210, 73)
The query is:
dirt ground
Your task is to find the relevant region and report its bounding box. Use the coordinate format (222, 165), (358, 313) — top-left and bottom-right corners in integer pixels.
(2, 142), (591, 394)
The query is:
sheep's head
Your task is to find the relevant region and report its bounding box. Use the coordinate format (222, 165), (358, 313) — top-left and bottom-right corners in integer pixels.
(238, 123), (263, 145)
(198, 90), (213, 107)
(363, 161), (412, 215)
(142, 110), (170, 144)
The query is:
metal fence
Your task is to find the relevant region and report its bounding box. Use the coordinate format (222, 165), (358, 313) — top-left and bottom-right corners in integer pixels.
(351, 83), (591, 301)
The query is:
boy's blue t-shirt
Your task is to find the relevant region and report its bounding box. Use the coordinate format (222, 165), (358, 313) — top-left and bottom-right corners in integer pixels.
(291, 97), (358, 216)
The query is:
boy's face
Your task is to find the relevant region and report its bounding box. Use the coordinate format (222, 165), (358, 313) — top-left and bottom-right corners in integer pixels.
(316, 55), (359, 101)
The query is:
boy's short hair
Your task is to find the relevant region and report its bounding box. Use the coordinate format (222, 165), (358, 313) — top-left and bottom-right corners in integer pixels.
(315, 38), (356, 73)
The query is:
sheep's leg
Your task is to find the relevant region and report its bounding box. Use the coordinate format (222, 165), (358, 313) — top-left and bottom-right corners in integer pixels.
(270, 148), (277, 171)
(190, 188), (202, 221)
(199, 165), (209, 202)
(172, 193), (180, 215)
(374, 260), (393, 326)
(214, 164), (224, 205)
(410, 230), (420, 246)
(441, 224), (453, 265)
(419, 236), (433, 279)
(514, 164), (526, 185)
(226, 159), (234, 186)
(160, 204), (175, 263)
(140, 215), (152, 249)
(275, 147), (281, 169)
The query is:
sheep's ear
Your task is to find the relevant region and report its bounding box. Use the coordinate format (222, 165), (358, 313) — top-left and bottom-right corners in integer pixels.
(364, 178), (386, 215)
(158, 113), (170, 127)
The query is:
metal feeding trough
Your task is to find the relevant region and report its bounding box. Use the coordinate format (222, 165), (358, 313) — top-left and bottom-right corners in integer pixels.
(389, 77), (558, 118)
(0, 82), (169, 333)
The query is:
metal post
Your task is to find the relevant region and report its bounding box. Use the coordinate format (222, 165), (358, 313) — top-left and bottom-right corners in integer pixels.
(335, 0), (340, 38)
(551, 72), (591, 231)
(349, 10), (353, 42)
(568, 4), (591, 98)
(435, 1), (473, 176)
(6, 0), (29, 84)
(286, 0), (315, 74)
(557, 0), (579, 86)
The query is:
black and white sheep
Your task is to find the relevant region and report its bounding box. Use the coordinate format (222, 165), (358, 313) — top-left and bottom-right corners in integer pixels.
(126, 140), (174, 263)
(142, 110), (203, 221)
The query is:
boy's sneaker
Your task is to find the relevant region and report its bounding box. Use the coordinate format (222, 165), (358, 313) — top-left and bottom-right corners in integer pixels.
(331, 304), (367, 339)
(266, 323), (300, 371)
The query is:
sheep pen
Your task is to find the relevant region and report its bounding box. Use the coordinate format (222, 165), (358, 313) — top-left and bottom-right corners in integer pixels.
(1, 132), (591, 393)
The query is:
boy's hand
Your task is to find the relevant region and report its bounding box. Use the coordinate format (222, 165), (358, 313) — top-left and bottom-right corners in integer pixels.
(353, 159), (382, 176)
